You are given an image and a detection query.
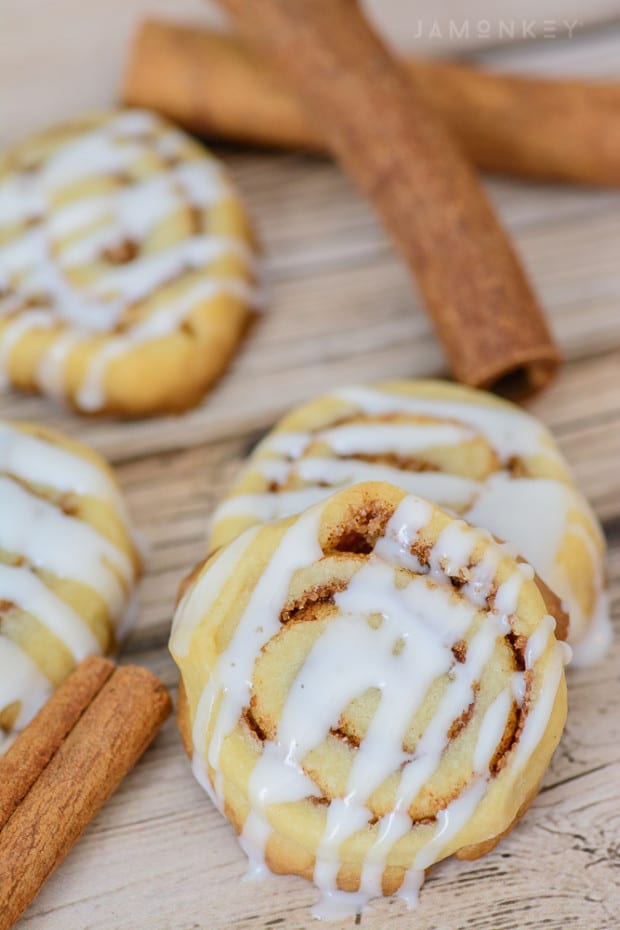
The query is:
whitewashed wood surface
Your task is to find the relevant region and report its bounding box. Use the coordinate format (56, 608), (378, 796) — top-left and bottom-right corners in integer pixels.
(3, 10), (620, 930)
(4, 2), (620, 145)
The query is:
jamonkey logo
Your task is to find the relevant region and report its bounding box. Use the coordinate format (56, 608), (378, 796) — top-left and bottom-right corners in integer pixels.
(410, 18), (582, 41)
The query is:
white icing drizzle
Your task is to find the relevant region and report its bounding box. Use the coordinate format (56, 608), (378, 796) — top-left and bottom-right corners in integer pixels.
(296, 458), (478, 508)
(0, 421), (121, 505)
(261, 431), (312, 459)
(170, 526), (261, 659)
(373, 494), (433, 569)
(0, 476), (131, 611)
(215, 460), (478, 523)
(87, 235), (250, 313)
(0, 172), (44, 226)
(0, 564), (100, 660)
(0, 311), (56, 389)
(214, 486), (336, 524)
(333, 386), (562, 463)
(512, 639), (565, 773)
(413, 778), (488, 872)
(174, 490), (569, 918)
(186, 505), (324, 768)
(191, 751), (223, 813)
(0, 636), (53, 731)
(36, 330), (83, 398)
(43, 127), (142, 188)
(468, 477), (569, 592)
(318, 422), (477, 457)
(56, 170), (191, 265)
(473, 688), (512, 773)
(0, 421), (138, 743)
(467, 474), (610, 658)
(311, 888), (372, 921)
(76, 274), (253, 413)
(512, 671), (527, 706)
(569, 589), (612, 668)
(524, 614), (556, 668)
(211, 385), (609, 663)
(239, 812), (273, 881)
(0, 109), (255, 410)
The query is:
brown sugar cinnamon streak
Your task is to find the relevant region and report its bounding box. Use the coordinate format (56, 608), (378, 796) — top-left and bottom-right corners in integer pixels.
(124, 20), (620, 188)
(0, 657), (172, 930)
(212, 0), (560, 397)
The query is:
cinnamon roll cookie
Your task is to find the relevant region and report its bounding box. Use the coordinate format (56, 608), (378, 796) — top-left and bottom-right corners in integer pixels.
(0, 109), (256, 415)
(209, 380), (609, 665)
(0, 420), (140, 748)
(171, 481), (569, 916)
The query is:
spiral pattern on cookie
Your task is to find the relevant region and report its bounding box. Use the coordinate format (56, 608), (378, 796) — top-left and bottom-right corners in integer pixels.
(209, 380), (608, 665)
(172, 481), (569, 914)
(0, 109), (256, 415)
(0, 420), (140, 747)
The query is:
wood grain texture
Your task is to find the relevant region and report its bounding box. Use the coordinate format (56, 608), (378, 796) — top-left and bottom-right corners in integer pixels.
(2, 12), (620, 930)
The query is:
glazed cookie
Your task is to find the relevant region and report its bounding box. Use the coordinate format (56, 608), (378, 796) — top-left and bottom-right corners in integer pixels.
(171, 481), (569, 917)
(0, 109), (256, 415)
(209, 380), (609, 665)
(0, 420), (140, 748)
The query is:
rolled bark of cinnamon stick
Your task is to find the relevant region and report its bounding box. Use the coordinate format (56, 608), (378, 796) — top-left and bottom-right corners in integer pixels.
(0, 656), (115, 829)
(213, 0), (561, 396)
(0, 663), (171, 930)
(123, 19), (620, 187)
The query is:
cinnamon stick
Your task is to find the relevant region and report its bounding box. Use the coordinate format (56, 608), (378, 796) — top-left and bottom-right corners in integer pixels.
(0, 661), (171, 930)
(123, 19), (620, 187)
(213, 0), (561, 396)
(0, 656), (115, 829)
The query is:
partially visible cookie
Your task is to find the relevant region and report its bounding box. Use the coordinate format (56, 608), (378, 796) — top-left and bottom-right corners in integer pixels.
(0, 109), (257, 415)
(0, 420), (140, 748)
(209, 380), (609, 665)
